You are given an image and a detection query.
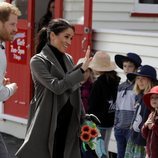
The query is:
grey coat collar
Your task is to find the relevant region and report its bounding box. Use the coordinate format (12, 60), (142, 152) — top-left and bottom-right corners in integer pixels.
(38, 44), (74, 75)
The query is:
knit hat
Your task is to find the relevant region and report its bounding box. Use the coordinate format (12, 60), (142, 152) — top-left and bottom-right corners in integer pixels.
(143, 86), (158, 110)
(89, 51), (116, 72)
(115, 52), (142, 69)
(127, 65), (157, 82)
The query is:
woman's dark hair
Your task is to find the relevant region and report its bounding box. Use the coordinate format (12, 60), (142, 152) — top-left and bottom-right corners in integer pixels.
(47, 18), (75, 37)
(104, 70), (120, 81)
(37, 0), (54, 32)
(35, 18), (75, 54)
(46, 0), (54, 15)
(104, 70), (120, 102)
(35, 27), (47, 54)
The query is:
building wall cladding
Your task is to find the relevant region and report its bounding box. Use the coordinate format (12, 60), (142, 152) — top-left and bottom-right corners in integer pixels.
(64, 0), (158, 32)
(92, 29), (158, 81)
(64, 0), (158, 80)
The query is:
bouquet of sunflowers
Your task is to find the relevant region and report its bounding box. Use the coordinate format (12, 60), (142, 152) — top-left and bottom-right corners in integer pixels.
(80, 114), (107, 158)
(80, 119), (99, 150)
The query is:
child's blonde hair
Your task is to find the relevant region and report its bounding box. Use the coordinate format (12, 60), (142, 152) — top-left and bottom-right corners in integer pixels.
(133, 77), (155, 95)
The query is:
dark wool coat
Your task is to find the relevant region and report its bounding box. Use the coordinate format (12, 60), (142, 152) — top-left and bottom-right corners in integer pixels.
(16, 45), (84, 158)
(141, 112), (158, 158)
(88, 73), (120, 127)
(130, 93), (150, 146)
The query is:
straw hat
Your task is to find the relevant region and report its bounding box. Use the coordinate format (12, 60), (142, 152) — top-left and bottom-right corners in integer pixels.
(89, 51), (116, 72)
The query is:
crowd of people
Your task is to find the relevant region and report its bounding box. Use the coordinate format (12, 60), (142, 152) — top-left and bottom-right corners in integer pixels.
(0, 1), (158, 158)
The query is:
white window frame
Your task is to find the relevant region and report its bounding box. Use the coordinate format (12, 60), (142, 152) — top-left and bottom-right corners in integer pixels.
(132, 0), (158, 14)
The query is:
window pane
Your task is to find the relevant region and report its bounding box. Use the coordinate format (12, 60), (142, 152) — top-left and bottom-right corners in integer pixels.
(132, 0), (158, 14)
(11, 0), (28, 19)
(139, 0), (158, 4)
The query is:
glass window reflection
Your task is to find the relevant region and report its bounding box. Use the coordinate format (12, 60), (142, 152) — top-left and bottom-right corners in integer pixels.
(11, 0), (28, 19)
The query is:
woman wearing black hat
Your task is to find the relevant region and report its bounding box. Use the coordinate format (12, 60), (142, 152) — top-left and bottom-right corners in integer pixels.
(124, 65), (158, 158)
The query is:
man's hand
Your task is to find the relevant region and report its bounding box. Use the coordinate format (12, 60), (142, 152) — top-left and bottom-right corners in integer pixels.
(3, 78), (10, 85)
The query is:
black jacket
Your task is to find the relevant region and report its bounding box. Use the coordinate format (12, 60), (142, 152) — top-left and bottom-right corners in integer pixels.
(88, 72), (120, 127)
(130, 93), (150, 146)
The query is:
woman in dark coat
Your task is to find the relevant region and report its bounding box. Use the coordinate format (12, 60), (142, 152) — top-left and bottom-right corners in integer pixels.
(16, 18), (92, 158)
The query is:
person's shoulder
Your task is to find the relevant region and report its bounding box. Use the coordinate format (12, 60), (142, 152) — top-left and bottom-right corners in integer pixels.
(65, 53), (74, 63)
(30, 53), (46, 62)
(119, 80), (127, 86)
(30, 54), (41, 63)
(65, 53), (72, 59)
(93, 75), (106, 85)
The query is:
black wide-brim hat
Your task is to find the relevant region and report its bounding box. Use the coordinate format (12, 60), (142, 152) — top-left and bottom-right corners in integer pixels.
(115, 52), (142, 69)
(127, 65), (158, 82)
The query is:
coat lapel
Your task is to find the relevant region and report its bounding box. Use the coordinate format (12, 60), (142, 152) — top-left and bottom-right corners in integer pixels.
(41, 45), (74, 73)
(63, 54), (74, 71)
(41, 45), (66, 75)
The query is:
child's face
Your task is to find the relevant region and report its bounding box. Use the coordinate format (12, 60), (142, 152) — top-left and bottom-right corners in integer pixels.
(136, 76), (150, 90)
(150, 94), (158, 109)
(123, 61), (136, 75)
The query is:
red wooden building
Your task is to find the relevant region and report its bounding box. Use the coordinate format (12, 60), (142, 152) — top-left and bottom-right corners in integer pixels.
(3, 0), (93, 120)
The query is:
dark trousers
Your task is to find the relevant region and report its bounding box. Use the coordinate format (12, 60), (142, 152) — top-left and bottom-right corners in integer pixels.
(114, 128), (130, 158)
(0, 133), (10, 158)
(53, 103), (72, 158)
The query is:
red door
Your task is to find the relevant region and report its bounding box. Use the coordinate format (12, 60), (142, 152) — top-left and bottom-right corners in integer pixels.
(5, 0), (35, 118)
(55, 0), (93, 63)
(4, 0), (92, 119)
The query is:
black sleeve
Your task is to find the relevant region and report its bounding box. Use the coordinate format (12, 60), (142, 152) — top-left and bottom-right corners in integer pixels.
(88, 78), (109, 120)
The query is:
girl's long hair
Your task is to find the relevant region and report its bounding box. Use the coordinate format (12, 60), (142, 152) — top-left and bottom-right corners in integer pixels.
(133, 77), (157, 95)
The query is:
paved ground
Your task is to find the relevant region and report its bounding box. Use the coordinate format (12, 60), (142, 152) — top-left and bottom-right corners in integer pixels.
(2, 132), (24, 158)
(2, 133), (117, 158)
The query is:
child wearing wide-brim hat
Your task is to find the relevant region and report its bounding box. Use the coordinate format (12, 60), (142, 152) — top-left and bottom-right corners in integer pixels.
(89, 51), (116, 72)
(143, 85), (158, 110)
(127, 65), (158, 83)
(115, 52), (142, 70)
(125, 65), (158, 158)
(88, 51), (120, 158)
(141, 86), (158, 158)
(76, 57), (94, 113)
(76, 57), (96, 158)
(114, 52), (142, 158)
